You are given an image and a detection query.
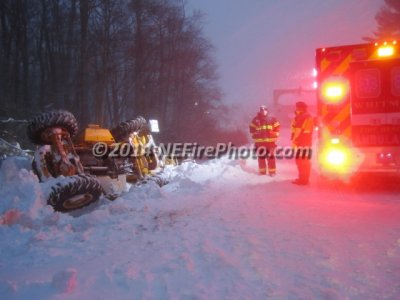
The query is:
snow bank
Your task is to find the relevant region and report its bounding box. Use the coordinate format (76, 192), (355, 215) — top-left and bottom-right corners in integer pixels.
(0, 155), (400, 299)
(0, 157), (50, 227)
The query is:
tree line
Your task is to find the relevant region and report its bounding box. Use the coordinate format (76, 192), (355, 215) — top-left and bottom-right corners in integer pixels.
(0, 0), (236, 146)
(2, 0), (398, 148)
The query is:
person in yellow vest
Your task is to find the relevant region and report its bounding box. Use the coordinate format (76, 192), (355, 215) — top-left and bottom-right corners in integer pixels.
(291, 101), (314, 185)
(249, 105), (280, 176)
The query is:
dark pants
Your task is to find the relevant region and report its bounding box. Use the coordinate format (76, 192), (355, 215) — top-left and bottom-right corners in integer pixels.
(256, 146), (276, 175)
(295, 157), (311, 183)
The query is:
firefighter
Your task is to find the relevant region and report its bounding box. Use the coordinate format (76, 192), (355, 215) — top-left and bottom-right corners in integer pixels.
(249, 105), (280, 176)
(291, 101), (314, 185)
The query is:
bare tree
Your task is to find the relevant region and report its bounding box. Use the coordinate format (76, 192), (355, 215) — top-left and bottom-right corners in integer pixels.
(0, 0), (223, 146)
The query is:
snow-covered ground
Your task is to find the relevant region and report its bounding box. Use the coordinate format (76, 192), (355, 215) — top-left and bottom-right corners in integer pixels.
(1, 149), (400, 299)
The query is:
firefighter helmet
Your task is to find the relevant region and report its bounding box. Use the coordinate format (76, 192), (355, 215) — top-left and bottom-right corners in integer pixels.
(295, 101), (307, 111)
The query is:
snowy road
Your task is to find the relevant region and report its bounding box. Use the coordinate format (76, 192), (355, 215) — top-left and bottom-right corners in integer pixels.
(0, 155), (400, 299)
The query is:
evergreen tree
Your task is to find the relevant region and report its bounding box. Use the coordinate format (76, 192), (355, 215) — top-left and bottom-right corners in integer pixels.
(369, 0), (400, 41)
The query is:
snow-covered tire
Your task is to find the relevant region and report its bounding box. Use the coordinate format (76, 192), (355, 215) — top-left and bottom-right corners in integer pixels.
(48, 175), (103, 212)
(27, 110), (78, 145)
(111, 116), (147, 142)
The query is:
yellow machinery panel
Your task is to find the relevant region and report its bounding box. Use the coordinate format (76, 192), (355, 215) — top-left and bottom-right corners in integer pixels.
(84, 124), (115, 143)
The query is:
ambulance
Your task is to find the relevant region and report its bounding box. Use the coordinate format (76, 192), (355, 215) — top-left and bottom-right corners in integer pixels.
(315, 41), (400, 177)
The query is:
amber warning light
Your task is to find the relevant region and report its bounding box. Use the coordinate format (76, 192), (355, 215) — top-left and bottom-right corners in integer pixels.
(320, 79), (349, 104)
(377, 46), (395, 57)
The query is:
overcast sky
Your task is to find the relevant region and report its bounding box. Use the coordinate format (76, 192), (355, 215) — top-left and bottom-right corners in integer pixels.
(186, 0), (384, 112)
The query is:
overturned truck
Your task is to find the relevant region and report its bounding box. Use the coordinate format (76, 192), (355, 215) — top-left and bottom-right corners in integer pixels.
(27, 110), (167, 212)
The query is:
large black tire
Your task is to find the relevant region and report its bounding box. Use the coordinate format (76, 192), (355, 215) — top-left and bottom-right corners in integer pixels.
(111, 116), (148, 142)
(27, 110), (78, 145)
(48, 174), (103, 212)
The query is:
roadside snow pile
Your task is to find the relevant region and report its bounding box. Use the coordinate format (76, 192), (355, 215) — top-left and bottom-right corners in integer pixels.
(0, 157), (51, 226)
(1, 155), (400, 299)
